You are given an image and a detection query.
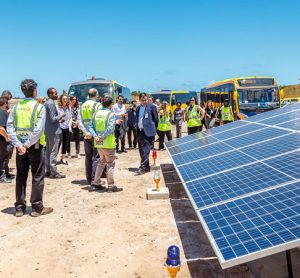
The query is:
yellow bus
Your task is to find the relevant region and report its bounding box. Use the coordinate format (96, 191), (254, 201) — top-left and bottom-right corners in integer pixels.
(281, 97), (300, 107)
(201, 76), (283, 118)
(150, 90), (198, 113)
(67, 77), (131, 104)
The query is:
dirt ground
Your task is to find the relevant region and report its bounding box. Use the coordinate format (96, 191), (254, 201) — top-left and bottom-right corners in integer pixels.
(0, 126), (253, 278)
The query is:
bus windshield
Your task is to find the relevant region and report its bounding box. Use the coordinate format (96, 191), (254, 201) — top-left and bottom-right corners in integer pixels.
(237, 87), (279, 110)
(68, 83), (113, 103)
(151, 93), (171, 103)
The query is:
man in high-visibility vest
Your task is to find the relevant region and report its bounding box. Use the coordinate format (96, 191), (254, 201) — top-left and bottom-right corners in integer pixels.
(7, 79), (53, 217)
(89, 95), (122, 192)
(220, 99), (234, 125)
(80, 88), (101, 185)
(186, 97), (204, 135)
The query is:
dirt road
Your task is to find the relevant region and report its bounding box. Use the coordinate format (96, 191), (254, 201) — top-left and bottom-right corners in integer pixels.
(0, 135), (252, 278)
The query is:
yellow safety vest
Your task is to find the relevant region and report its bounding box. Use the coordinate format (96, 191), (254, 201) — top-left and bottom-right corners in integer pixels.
(80, 100), (100, 130)
(221, 106), (233, 122)
(187, 105), (202, 128)
(13, 99), (45, 146)
(158, 112), (172, 132)
(93, 109), (116, 149)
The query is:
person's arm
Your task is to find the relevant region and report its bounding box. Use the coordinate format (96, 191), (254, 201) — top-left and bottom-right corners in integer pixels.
(6, 111), (23, 148)
(198, 106), (205, 120)
(47, 102), (61, 123)
(0, 127), (9, 142)
(23, 106), (46, 148)
(151, 104), (158, 127)
(101, 114), (116, 139)
(88, 117), (97, 138)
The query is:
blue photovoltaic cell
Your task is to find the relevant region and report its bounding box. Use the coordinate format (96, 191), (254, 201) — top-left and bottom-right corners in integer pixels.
(200, 182), (300, 261)
(165, 132), (211, 148)
(177, 150), (255, 182)
(203, 120), (249, 135)
(172, 142), (233, 166)
(245, 105), (300, 122)
(207, 124), (265, 141)
(259, 110), (300, 125)
(187, 162), (294, 209)
(240, 133), (300, 160)
(168, 135), (218, 155)
(277, 119), (300, 131)
(223, 127), (291, 149)
(264, 151), (300, 179)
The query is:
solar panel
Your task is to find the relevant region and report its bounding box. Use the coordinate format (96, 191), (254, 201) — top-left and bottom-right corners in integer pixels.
(165, 103), (300, 269)
(187, 162), (294, 209)
(199, 181), (300, 268)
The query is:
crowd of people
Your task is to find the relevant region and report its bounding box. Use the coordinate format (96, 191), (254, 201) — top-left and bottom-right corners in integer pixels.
(0, 79), (234, 217)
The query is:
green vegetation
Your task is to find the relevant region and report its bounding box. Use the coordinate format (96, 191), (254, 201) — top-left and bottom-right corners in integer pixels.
(280, 84), (300, 98)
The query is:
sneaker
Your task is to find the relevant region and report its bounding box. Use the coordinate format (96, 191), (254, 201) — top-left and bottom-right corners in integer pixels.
(15, 210), (25, 217)
(49, 173), (66, 179)
(121, 149), (127, 153)
(0, 176), (12, 183)
(94, 185), (106, 192)
(45, 172), (51, 177)
(6, 173), (15, 180)
(107, 185), (123, 192)
(67, 153), (71, 158)
(31, 207), (53, 217)
(60, 160), (68, 165)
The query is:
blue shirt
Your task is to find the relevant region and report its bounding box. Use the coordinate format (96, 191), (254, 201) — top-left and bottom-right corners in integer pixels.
(89, 107), (116, 139)
(138, 105), (146, 129)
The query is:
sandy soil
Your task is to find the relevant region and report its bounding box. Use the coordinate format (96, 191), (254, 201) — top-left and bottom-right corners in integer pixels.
(0, 127), (253, 278)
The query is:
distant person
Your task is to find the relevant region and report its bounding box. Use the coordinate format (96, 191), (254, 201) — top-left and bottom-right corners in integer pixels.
(135, 93), (158, 175)
(155, 99), (161, 111)
(80, 88), (101, 185)
(205, 100), (216, 128)
(157, 101), (172, 150)
(0, 97), (11, 183)
(127, 100), (137, 148)
(89, 96), (122, 192)
(112, 95), (127, 153)
(68, 96), (80, 158)
(186, 97), (204, 135)
(219, 99), (234, 124)
(57, 94), (71, 164)
(38, 96), (47, 105)
(7, 79), (53, 217)
(200, 101), (208, 129)
(173, 102), (184, 138)
(44, 88), (65, 179)
(148, 96), (154, 104)
(1, 90), (14, 179)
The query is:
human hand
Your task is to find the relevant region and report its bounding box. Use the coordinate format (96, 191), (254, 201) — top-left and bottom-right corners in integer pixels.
(84, 133), (92, 140)
(95, 136), (103, 143)
(17, 145), (26, 155)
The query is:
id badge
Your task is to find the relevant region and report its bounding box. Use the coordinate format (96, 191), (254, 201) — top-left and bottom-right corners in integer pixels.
(145, 112), (149, 119)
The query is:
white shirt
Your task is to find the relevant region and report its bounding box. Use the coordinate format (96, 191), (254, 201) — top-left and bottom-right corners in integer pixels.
(112, 102), (126, 121)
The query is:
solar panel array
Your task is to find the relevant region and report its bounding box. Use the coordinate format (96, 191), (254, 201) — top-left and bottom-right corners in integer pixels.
(165, 104), (300, 269)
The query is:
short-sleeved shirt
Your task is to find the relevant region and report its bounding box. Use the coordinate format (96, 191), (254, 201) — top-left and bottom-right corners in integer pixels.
(0, 109), (9, 142)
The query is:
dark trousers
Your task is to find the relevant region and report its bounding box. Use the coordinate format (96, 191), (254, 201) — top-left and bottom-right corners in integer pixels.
(138, 130), (154, 170)
(68, 127), (80, 155)
(158, 130), (172, 150)
(15, 145), (45, 212)
(188, 126), (202, 135)
(115, 124), (125, 150)
(4, 143), (14, 175)
(0, 141), (8, 176)
(84, 138), (100, 184)
(60, 128), (70, 155)
(127, 126), (137, 147)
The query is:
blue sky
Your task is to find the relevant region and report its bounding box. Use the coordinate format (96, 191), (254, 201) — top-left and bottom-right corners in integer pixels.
(0, 0), (299, 97)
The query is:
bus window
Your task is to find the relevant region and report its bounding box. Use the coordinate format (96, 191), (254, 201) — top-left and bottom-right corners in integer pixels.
(174, 92), (197, 105)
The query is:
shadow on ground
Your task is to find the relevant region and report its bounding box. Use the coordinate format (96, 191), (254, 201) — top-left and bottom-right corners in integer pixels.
(71, 179), (89, 186)
(1, 206), (32, 216)
(161, 163), (300, 278)
(161, 163), (251, 278)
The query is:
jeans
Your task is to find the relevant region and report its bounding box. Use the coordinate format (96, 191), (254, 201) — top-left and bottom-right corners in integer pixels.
(15, 145), (45, 212)
(45, 134), (61, 175)
(0, 141), (8, 176)
(175, 119), (182, 138)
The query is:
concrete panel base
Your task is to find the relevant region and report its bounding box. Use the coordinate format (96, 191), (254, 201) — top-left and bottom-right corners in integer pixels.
(147, 187), (169, 200)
